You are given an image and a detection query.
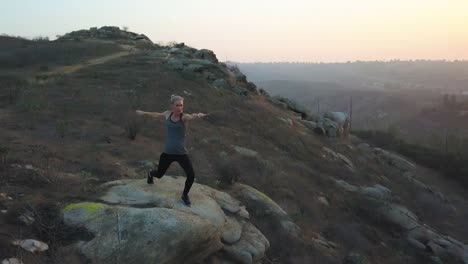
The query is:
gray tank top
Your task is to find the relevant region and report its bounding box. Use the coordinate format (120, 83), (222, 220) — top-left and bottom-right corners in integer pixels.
(163, 112), (187, 154)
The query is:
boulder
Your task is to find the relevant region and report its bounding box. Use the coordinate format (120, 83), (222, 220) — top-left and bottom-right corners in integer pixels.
(374, 148), (415, 172)
(272, 96), (311, 118)
(1, 259), (23, 264)
(194, 49), (219, 63)
(335, 179), (468, 263)
(12, 239), (49, 253)
(213, 79), (231, 90)
(232, 184), (300, 238)
(232, 145), (258, 158)
(63, 177), (268, 264)
(167, 58), (218, 73)
(324, 111), (349, 125)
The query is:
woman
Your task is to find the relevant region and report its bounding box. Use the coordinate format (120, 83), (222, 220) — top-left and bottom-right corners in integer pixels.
(136, 94), (207, 206)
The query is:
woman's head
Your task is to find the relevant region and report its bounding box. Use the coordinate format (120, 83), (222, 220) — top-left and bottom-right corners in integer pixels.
(170, 94), (184, 113)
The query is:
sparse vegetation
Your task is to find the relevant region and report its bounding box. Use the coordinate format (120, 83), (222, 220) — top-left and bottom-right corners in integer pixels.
(355, 129), (468, 187)
(123, 112), (140, 140)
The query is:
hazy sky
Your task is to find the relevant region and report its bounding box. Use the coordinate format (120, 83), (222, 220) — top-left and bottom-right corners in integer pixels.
(1, 0), (467, 62)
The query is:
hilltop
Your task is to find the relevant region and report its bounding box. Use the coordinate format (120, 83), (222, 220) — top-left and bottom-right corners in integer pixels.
(1, 27), (468, 264)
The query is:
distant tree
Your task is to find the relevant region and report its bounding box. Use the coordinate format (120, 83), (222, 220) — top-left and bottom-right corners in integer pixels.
(386, 124), (400, 139)
(122, 26), (129, 31)
(32, 36), (49, 42)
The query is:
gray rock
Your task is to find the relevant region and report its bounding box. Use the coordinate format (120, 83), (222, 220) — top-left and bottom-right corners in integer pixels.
(377, 204), (419, 230)
(228, 67), (247, 83)
(301, 120), (318, 130)
(322, 118), (341, 137)
(317, 196), (330, 206)
(232, 86), (249, 96)
(167, 58), (185, 71)
(278, 118), (293, 126)
(335, 180), (468, 264)
(1, 258), (23, 264)
(336, 153), (355, 170)
(232, 145), (258, 157)
(222, 216), (243, 244)
(324, 111), (349, 125)
(204, 71), (218, 81)
(63, 177), (269, 264)
(57, 26), (152, 42)
(273, 96), (311, 118)
(213, 79), (230, 90)
(184, 64), (204, 73)
(223, 223), (270, 264)
(233, 184), (300, 238)
(168, 58), (217, 73)
(12, 239), (49, 253)
(374, 148), (416, 171)
(361, 185), (392, 201)
(335, 180), (359, 192)
(194, 49), (218, 63)
(168, 47), (195, 58)
(407, 237), (426, 250)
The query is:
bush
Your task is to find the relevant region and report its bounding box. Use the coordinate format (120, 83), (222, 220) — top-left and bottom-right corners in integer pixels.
(217, 159), (240, 186)
(124, 116), (140, 140)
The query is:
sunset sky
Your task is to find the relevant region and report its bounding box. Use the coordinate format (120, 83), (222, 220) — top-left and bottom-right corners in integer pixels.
(1, 0), (467, 62)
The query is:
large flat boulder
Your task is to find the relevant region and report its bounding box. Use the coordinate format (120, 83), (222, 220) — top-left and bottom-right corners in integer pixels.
(63, 177), (269, 264)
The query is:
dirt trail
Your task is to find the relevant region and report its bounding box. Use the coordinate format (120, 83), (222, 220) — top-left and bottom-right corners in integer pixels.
(42, 44), (135, 77)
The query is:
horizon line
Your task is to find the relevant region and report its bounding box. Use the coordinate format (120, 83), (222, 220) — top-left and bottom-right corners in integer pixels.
(228, 59), (468, 64)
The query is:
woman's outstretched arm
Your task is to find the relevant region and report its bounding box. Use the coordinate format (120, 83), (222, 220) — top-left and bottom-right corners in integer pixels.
(182, 113), (208, 121)
(136, 110), (169, 120)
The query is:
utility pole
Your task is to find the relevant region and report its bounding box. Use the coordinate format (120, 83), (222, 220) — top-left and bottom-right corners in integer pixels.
(349, 96), (353, 131)
(317, 98), (320, 114)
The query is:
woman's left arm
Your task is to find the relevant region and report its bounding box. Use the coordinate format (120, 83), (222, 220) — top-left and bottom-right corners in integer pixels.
(183, 113), (208, 121)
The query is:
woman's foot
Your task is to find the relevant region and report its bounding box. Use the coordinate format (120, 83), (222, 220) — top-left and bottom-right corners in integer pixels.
(147, 171), (154, 184)
(181, 194), (191, 207)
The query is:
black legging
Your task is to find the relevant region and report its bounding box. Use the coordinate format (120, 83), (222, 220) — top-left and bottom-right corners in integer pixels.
(150, 153), (195, 195)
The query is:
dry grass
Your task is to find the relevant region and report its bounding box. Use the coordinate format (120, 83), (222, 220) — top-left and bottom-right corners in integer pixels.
(2, 38), (468, 264)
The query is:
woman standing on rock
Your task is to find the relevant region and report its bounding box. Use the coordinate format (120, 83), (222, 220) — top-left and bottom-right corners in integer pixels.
(136, 94), (207, 207)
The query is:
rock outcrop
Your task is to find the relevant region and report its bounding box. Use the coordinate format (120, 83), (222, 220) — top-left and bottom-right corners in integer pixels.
(334, 179), (468, 263)
(58, 26), (152, 42)
(232, 183), (300, 238)
(62, 177), (269, 264)
(165, 45), (258, 96)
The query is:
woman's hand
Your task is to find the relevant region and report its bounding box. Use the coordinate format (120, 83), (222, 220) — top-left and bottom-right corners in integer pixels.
(136, 110), (145, 116)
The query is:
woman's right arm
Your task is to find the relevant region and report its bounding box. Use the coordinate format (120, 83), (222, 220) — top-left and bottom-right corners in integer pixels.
(136, 110), (168, 120)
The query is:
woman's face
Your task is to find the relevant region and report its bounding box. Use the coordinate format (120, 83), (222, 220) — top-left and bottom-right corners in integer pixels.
(172, 99), (184, 113)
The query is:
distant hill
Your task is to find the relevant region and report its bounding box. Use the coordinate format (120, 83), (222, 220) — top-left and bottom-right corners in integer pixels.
(238, 61), (468, 92)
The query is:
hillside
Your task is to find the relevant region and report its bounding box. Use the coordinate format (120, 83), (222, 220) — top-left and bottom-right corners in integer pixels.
(1, 27), (468, 264)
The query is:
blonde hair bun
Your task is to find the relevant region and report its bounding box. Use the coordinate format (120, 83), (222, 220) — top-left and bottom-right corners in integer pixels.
(170, 94), (184, 104)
